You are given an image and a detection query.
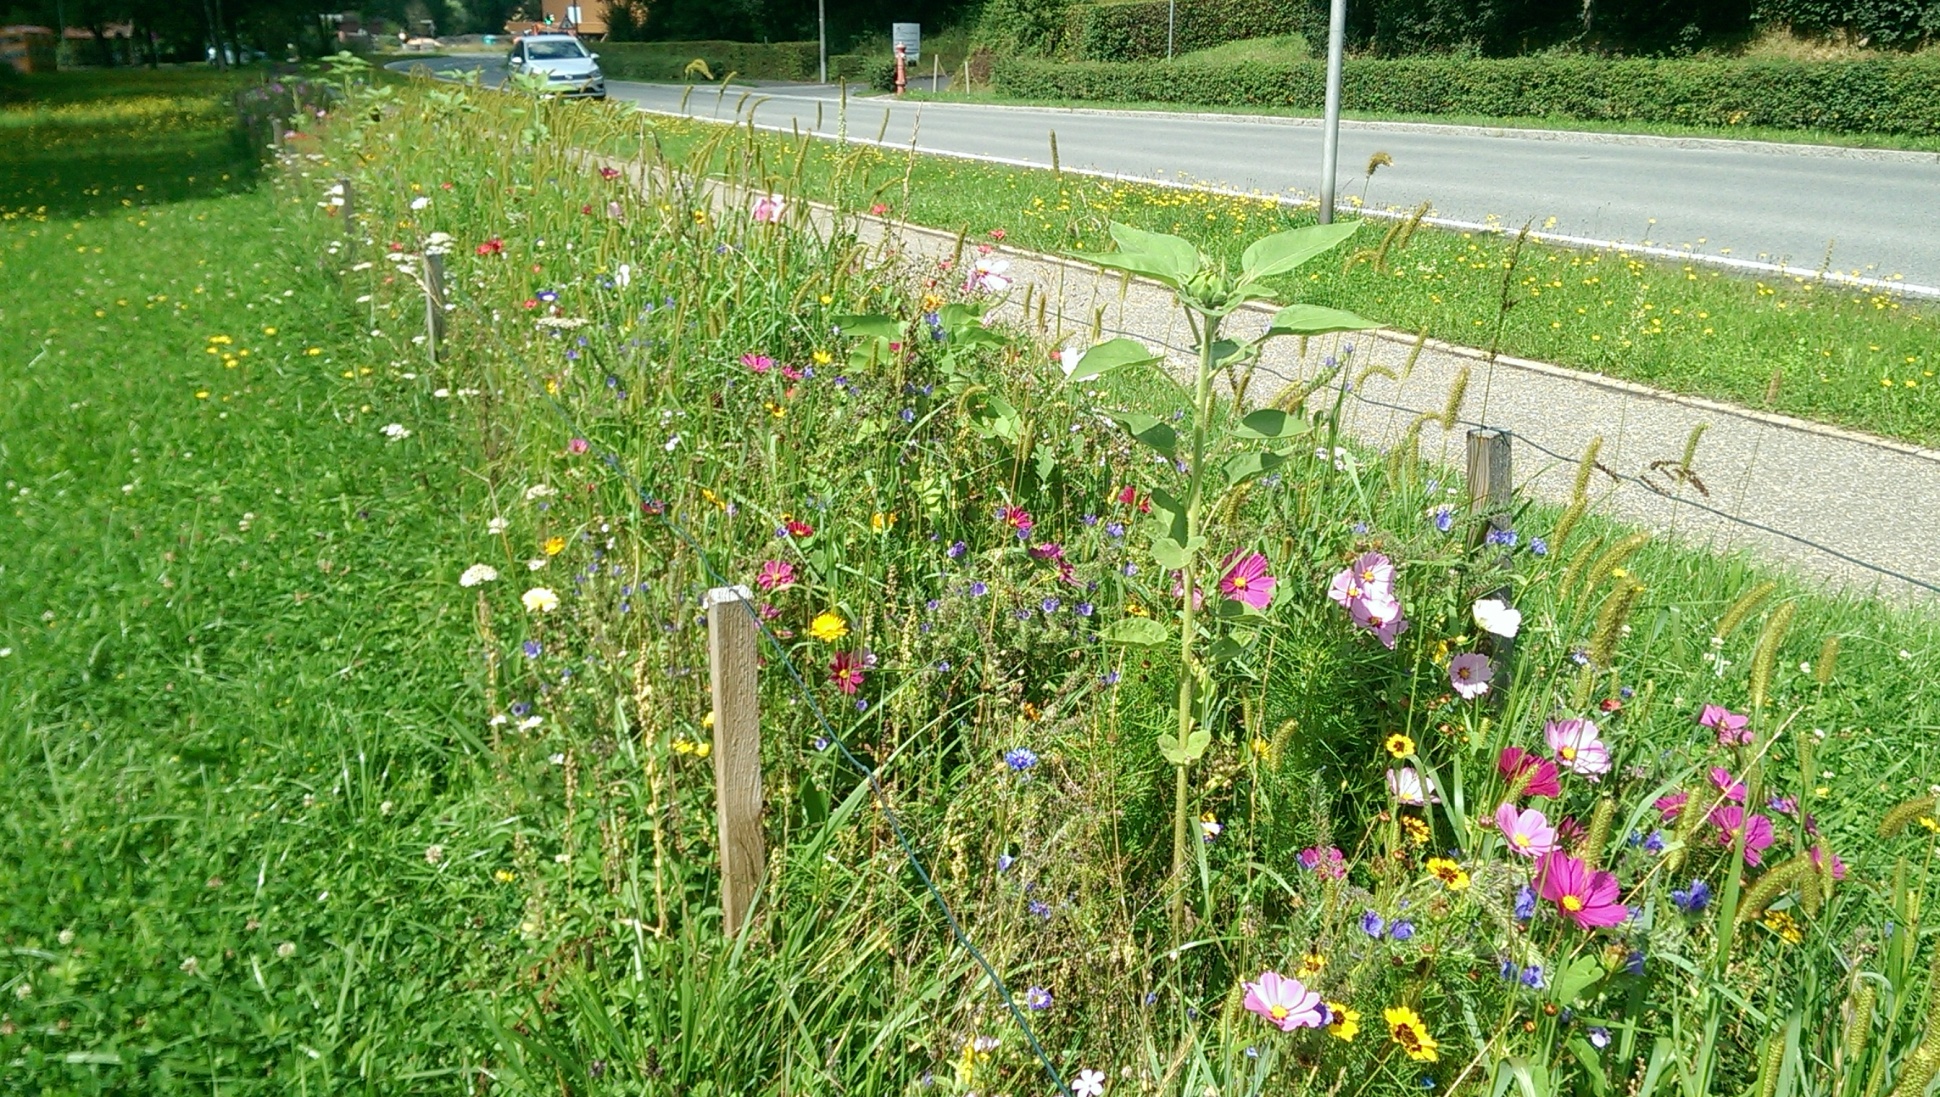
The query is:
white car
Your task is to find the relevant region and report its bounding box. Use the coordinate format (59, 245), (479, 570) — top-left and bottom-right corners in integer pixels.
(508, 33), (605, 99)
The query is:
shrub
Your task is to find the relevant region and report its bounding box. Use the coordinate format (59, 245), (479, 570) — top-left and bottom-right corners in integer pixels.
(975, 0), (1082, 56)
(992, 54), (1940, 135)
(1066, 0), (1320, 60)
(593, 40), (822, 82)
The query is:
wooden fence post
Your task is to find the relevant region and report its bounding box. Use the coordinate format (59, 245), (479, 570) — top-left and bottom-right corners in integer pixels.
(422, 250), (446, 363)
(705, 584), (764, 937)
(1466, 428), (1517, 684)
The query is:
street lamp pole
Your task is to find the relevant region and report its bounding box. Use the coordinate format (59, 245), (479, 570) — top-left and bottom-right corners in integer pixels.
(1317, 0), (1347, 225)
(1167, 0), (1175, 59)
(817, 0), (827, 83)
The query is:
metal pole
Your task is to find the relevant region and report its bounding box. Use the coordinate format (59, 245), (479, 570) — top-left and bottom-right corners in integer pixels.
(1317, 0), (1347, 225)
(817, 0), (827, 83)
(1167, 0), (1175, 59)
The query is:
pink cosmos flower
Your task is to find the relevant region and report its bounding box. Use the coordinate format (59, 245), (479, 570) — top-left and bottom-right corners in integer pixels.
(567, 437), (590, 455)
(1708, 805), (1775, 866)
(1349, 594), (1408, 648)
(1654, 790), (1689, 822)
(755, 559), (796, 591)
(1495, 803), (1558, 859)
(1218, 550), (1276, 610)
(1449, 653), (1494, 699)
(750, 193), (786, 222)
(1327, 552), (1394, 608)
(1708, 766), (1747, 803)
(1699, 704), (1752, 746)
(1241, 970), (1326, 1031)
(967, 256), (1011, 293)
(996, 506), (1034, 538)
(828, 651), (866, 695)
(1536, 851), (1628, 929)
(1387, 767), (1439, 806)
(1810, 844), (1848, 881)
(1297, 845), (1346, 878)
(1545, 718), (1611, 779)
(741, 353), (775, 374)
(1498, 747), (1561, 799)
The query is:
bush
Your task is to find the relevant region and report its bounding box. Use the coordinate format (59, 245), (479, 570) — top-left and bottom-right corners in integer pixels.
(993, 54), (1940, 135)
(1066, 0), (1320, 60)
(594, 40), (822, 82)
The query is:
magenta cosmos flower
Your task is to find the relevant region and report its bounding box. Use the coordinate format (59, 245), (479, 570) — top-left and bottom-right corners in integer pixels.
(1497, 747), (1561, 799)
(1448, 653), (1494, 699)
(1241, 970), (1326, 1031)
(1544, 718), (1610, 778)
(1708, 766), (1746, 803)
(755, 559), (796, 591)
(1708, 805), (1775, 866)
(1536, 851), (1628, 929)
(750, 192), (786, 222)
(740, 353), (775, 373)
(1495, 803), (1558, 858)
(1218, 550), (1276, 610)
(828, 651), (866, 695)
(1699, 703), (1752, 746)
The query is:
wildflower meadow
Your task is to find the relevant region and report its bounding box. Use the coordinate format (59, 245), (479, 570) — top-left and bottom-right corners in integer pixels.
(2, 63), (1939, 1097)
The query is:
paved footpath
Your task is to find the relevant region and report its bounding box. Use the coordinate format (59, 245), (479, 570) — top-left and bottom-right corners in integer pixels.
(819, 207), (1940, 601)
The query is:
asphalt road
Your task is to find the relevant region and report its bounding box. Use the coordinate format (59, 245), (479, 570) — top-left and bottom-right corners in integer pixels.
(397, 57), (1940, 288)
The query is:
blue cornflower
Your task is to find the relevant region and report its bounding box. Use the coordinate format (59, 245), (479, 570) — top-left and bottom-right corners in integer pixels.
(1671, 880), (1712, 913)
(968, 581), (989, 597)
(947, 540), (967, 558)
(537, 289), (558, 303)
(1100, 670), (1120, 685)
(523, 640), (542, 658)
(1028, 899), (1052, 920)
(1041, 597), (1060, 614)
(1514, 885), (1538, 921)
(1499, 958), (1518, 981)
(509, 700), (531, 717)
(1012, 608), (1033, 620)
(1485, 527), (1519, 547)
(1121, 562), (1138, 576)
(1520, 965), (1545, 989)
(1082, 513), (1099, 526)
(855, 698), (869, 712)
(925, 598), (941, 612)
(1624, 950), (1646, 976)
(1360, 910), (1386, 937)
(1005, 747), (1039, 772)
(1588, 1027), (1611, 1049)
(1352, 521), (1370, 535)
(1105, 521), (1125, 539)
(997, 853), (1014, 872)
(812, 736), (830, 751)
(1389, 920), (1416, 941)
(1075, 602), (1094, 617)
(1643, 830), (1666, 854)
(1024, 986), (1052, 1010)
(899, 408), (916, 423)
(1529, 536), (1549, 556)
(1431, 506), (1455, 533)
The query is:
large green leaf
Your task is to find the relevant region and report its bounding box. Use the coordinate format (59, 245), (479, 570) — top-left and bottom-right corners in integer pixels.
(1100, 617), (1170, 647)
(1240, 221), (1363, 281)
(1063, 336), (1162, 383)
(1223, 449), (1290, 489)
(1157, 726), (1212, 766)
(1080, 221), (1201, 289)
(1107, 411), (1178, 458)
(831, 313), (903, 340)
(1549, 954), (1604, 1007)
(1231, 408), (1311, 441)
(1263, 303), (1383, 338)
(1148, 534), (1204, 570)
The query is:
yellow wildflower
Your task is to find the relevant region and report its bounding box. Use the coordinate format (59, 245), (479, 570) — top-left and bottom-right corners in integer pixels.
(809, 611), (849, 643)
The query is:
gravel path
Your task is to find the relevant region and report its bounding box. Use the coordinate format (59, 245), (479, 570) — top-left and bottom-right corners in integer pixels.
(832, 211), (1940, 602)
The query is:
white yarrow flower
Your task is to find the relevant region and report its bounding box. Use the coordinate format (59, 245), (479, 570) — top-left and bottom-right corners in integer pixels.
(487, 517), (510, 535)
(459, 563), (499, 587)
(1472, 597), (1522, 638)
(522, 587), (559, 613)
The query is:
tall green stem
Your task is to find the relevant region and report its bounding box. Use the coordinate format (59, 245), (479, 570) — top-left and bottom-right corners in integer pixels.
(1169, 309), (1219, 940)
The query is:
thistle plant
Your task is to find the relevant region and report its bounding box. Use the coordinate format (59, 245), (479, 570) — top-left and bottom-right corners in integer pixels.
(1063, 221), (1378, 937)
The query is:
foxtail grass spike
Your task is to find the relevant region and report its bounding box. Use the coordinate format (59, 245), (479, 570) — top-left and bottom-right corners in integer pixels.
(1582, 797), (1616, 871)
(1714, 581), (1777, 644)
(1879, 794), (1940, 839)
(1736, 854), (1810, 923)
(1590, 582), (1644, 668)
(1586, 532), (1650, 590)
(1841, 984), (1876, 1074)
(1550, 499), (1587, 554)
(1438, 366), (1470, 430)
(1749, 601), (1796, 714)
(1679, 422), (1709, 482)
(1571, 437), (1604, 504)
(1816, 634), (1841, 686)
(1268, 718), (1297, 771)
(1756, 1030), (1786, 1097)
(1558, 535), (1604, 603)
(1399, 329), (1428, 381)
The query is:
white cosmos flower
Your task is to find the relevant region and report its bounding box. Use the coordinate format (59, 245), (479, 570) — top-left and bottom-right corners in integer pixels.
(967, 256), (1011, 293)
(487, 517), (510, 535)
(459, 563), (498, 587)
(1472, 597), (1522, 638)
(409, 196), (430, 210)
(522, 587), (559, 613)
(615, 262), (631, 289)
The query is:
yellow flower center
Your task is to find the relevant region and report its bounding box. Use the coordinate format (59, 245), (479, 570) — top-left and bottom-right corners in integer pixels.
(1270, 1005), (1289, 1020)
(1231, 576), (1249, 590)
(1562, 895), (1584, 912)
(1513, 834), (1530, 847)
(1560, 746), (1577, 761)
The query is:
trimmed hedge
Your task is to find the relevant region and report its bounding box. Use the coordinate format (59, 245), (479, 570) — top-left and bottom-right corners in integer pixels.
(594, 40), (822, 82)
(993, 55), (1940, 136)
(1067, 0), (1314, 61)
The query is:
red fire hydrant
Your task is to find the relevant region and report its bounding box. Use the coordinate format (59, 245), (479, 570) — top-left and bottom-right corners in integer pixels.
(894, 43), (907, 96)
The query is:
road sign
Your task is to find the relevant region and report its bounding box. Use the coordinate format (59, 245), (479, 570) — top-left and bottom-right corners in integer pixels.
(892, 23), (920, 63)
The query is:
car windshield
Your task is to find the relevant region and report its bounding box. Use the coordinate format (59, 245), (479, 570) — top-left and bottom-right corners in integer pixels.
(526, 40), (587, 60)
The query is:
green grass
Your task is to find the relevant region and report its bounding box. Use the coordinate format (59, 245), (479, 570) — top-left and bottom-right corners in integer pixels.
(895, 85), (1940, 154)
(1175, 34), (1311, 65)
(8, 69), (1940, 1096)
(643, 117), (1937, 446)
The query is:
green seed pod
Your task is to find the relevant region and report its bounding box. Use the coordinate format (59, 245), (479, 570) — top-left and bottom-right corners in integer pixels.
(1749, 601), (1796, 714)
(1714, 580), (1777, 645)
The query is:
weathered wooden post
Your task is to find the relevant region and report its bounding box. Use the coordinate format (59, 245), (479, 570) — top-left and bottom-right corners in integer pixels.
(422, 250), (446, 363)
(704, 584), (764, 937)
(1467, 428), (1517, 682)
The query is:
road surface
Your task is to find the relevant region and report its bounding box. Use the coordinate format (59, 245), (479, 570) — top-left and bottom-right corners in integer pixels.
(395, 56), (1940, 289)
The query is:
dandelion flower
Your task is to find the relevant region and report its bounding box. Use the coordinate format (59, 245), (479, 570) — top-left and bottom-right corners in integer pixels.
(1241, 970), (1326, 1031)
(1383, 1006), (1438, 1061)
(459, 563), (498, 587)
(543, 536), (567, 557)
(808, 611), (848, 643)
(521, 587), (559, 613)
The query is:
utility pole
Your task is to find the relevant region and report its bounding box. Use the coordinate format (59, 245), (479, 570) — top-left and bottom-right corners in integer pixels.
(817, 0), (827, 83)
(1167, 0), (1175, 59)
(1317, 0), (1346, 225)
(54, 0), (65, 69)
